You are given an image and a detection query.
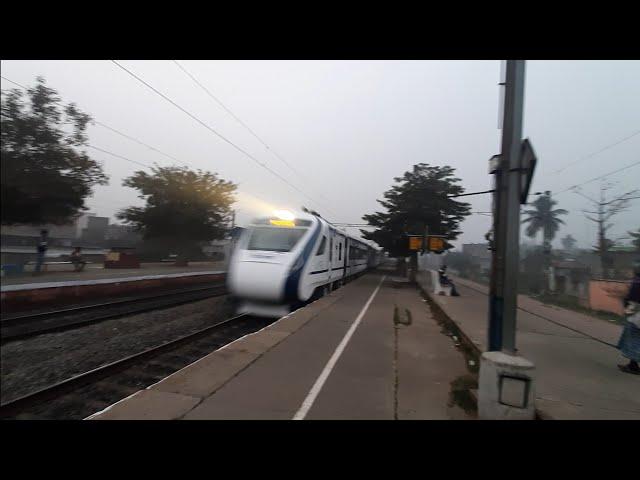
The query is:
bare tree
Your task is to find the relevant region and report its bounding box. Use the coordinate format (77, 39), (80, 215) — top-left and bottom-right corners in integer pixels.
(575, 182), (639, 278)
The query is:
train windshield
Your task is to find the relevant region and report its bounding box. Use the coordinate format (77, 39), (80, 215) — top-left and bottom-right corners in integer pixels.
(247, 227), (308, 252)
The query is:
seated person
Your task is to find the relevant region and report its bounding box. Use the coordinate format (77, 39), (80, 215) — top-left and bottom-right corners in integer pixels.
(70, 247), (87, 272)
(438, 265), (460, 296)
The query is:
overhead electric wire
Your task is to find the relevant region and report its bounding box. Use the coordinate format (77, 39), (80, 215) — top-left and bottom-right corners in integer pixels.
(1, 73), (329, 221)
(92, 121), (190, 167)
(111, 60), (333, 216)
(171, 60), (338, 216)
(2, 74), (190, 168)
(1, 75), (26, 90)
(448, 189), (495, 198)
(87, 144), (153, 169)
(554, 160), (640, 195)
(551, 129), (640, 174)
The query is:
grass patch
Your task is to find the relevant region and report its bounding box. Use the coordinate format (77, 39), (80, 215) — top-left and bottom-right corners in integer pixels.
(449, 374), (478, 416)
(393, 305), (412, 326)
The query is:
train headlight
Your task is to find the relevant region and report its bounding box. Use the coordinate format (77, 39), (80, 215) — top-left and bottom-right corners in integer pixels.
(273, 210), (295, 221)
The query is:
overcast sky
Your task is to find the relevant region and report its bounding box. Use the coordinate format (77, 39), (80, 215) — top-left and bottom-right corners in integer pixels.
(1, 60), (638, 249)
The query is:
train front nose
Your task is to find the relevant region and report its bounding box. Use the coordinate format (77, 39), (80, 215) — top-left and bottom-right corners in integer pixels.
(228, 257), (288, 302)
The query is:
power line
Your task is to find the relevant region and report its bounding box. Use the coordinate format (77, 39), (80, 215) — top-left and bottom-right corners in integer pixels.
(93, 121), (190, 167)
(1, 75), (26, 89)
(87, 144), (153, 169)
(448, 189), (495, 198)
(551, 129), (640, 174)
(2, 74), (192, 169)
(111, 60), (333, 217)
(334, 210), (494, 227)
(3, 74), (327, 223)
(555, 160), (640, 195)
(171, 60), (338, 214)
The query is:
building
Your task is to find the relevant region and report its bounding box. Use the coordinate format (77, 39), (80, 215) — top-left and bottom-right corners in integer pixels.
(202, 227), (245, 262)
(550, 259), (590, 304)
(1, 212), (110, 266)
(462, 243), (491, 273)
(79, 214), (110, 246)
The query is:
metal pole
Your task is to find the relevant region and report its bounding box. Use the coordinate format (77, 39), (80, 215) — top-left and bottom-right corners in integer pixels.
(487, 60), (526, 354)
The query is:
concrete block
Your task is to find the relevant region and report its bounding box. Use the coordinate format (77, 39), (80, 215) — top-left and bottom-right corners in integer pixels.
(86, 389), (200, 420)
(478, 351), (535, 420)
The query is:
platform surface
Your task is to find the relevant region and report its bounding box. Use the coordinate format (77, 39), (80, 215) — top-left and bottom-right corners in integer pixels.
(1, 261), (226, 290)
(420, 274), (640, 420)
(88, 273), (473, 420)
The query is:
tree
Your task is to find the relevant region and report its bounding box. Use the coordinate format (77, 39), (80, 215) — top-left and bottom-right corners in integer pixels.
(522, 191), (567, 252)
(628, 227), (640, 253)
(561, 234), (577, 252)
(577, 183), (638, 278)
(361, 164), (471, 259)
(117, 165), (236, 261)
(1, 77), (108, 225)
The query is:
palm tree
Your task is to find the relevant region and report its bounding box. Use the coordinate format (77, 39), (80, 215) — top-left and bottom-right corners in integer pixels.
(522, 192), (568, 252)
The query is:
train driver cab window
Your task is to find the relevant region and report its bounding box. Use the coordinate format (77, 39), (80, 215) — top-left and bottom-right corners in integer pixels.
(339, 243), (342, 261)
(316, 236), (327, 256)
(247, 227), (307, 252)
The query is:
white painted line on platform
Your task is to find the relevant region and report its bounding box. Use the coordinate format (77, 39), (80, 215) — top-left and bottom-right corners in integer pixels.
(1, 270), (226, 292)
(293, 275), (386, 420)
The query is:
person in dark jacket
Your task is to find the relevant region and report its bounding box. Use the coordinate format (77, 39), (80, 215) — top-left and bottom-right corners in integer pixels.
(438, 265), (460, 296)
(617, 260), (640, 375)
(34, 230), (48, 274)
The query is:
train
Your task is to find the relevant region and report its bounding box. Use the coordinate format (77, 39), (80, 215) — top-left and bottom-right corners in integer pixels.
(227, 209), (383, 317)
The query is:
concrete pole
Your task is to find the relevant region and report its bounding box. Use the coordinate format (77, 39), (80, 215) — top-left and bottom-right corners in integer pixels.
(480, 60), (536, 420)
(487, 60), (526, 354)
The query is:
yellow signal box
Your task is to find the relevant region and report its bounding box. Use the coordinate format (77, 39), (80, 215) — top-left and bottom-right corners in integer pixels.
(409, 236), (423, 251)
(428, 236), (445, 252)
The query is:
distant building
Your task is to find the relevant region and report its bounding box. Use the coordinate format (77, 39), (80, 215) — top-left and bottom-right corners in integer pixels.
(1, 222), (77, 247)
(462, 243), (491, 273)
(202, 227), (245, 262)
(80, 215), (109, 245)
(550, 259), (590, 302)
(105, 224), (143, 248)
(1, 212), (110, 265)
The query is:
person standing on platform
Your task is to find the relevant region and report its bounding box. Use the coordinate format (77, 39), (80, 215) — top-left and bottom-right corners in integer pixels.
(617, 260), (640, 375)
(34, 229), (48, 275)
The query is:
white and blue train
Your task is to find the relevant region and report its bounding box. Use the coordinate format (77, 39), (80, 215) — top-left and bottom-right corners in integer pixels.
(228, 210), (382, 317)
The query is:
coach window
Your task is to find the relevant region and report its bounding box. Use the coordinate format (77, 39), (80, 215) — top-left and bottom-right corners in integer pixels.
(316, 236), (327, 256)
(339, 243), (342, 261)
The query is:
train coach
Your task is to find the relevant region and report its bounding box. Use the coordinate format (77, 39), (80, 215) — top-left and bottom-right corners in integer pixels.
(227, 210), (381, 317)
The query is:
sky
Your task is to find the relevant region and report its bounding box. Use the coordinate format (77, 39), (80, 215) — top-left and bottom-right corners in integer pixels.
(1, 60), (639, 250)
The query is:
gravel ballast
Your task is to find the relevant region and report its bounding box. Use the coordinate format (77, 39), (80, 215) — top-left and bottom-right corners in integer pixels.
(1, 295), (236, 404)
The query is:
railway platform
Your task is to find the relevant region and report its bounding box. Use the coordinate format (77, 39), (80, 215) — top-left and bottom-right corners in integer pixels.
(0, 261), (226, 287)
(1, 265), (227, 314)
(418, 273), (640, 420)
(87, 272), (475, 420)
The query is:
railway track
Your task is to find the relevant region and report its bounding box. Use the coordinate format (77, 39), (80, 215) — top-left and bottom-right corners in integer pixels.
(0, 313), (273, 420)
(1, 283), (229, 342)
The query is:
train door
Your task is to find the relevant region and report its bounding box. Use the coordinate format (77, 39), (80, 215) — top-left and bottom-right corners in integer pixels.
(328, 233), (334, 283)
(343, 236), (348, 280)
(312, 232), (328, 275)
